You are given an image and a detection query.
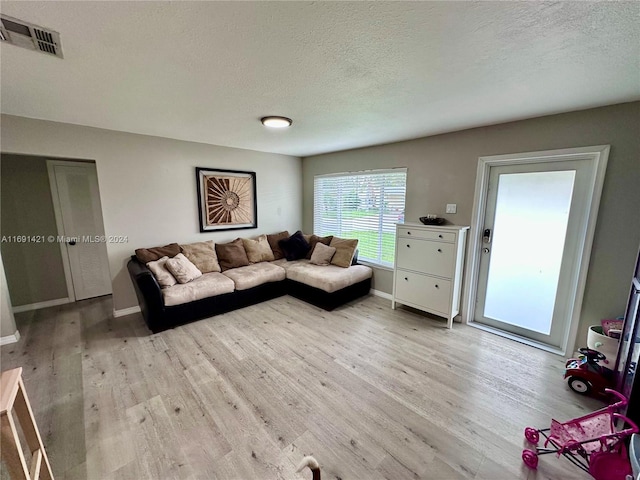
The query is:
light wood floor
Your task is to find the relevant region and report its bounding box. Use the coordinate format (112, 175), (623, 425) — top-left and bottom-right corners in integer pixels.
(0, 294), (600, 480)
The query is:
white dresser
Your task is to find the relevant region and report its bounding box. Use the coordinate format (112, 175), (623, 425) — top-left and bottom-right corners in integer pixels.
(392, 223), (469, 328)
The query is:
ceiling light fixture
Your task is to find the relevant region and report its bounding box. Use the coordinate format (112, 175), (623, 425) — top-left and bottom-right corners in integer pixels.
(261, 116), (292, 128)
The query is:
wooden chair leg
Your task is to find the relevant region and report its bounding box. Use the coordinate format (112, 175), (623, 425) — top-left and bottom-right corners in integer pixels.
(1, 368), (54, 480)
(12, 379), (54, 480)
(1, 413), (30, 480)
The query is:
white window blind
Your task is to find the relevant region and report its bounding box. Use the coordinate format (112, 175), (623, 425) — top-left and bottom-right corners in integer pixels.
(314, 168), (407, 268)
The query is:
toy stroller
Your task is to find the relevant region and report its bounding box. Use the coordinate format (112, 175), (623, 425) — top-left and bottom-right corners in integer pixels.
(522, 389), (638, 480)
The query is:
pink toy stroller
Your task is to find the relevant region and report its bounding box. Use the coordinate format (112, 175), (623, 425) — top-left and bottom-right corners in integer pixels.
(522, 389), (638, 480)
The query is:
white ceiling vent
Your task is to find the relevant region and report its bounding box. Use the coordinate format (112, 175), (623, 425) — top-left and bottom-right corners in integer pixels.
(0, 15), (63, 58)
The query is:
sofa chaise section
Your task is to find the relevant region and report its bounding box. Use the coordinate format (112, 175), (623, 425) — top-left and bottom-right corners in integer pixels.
(284, 260), (372, 310)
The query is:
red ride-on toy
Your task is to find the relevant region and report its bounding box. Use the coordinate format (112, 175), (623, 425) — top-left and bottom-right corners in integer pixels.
(564, 348), (615, 397)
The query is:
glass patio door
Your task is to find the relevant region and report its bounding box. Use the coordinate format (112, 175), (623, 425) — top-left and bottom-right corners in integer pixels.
(474, 159), (592, 348)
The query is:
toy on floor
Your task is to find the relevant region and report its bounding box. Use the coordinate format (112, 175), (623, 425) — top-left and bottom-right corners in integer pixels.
(564, 347), (615, 397)
(297, 456), (321, 480)
(523, 389), (638, 480)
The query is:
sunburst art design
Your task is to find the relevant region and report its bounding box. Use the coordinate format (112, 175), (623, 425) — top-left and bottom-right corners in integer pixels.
(204, 174), (254, 226)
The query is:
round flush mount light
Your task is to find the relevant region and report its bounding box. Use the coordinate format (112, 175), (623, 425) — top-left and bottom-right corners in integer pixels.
(261, 116), (292, 128)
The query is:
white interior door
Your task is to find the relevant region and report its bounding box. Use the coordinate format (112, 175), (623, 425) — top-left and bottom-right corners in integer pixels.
(474, 158), (597, 349)
(48, 161), (112, 301)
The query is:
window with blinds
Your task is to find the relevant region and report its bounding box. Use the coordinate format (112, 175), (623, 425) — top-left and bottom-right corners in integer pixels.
(313, 168), (407, 268)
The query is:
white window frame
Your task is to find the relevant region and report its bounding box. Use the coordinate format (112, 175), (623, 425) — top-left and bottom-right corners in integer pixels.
(313, 168), (407, 269)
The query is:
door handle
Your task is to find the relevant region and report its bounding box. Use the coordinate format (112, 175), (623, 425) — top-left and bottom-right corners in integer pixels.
(483, 229), (492, 243)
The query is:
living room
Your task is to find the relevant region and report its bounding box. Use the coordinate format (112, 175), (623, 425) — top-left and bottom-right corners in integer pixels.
(1, 2), (639, 479)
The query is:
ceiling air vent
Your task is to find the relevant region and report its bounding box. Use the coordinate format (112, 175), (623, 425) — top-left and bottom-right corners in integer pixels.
(0, 15), (63, 58)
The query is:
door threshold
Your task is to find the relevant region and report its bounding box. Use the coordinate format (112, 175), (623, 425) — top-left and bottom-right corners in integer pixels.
(468, 321), (565, 356)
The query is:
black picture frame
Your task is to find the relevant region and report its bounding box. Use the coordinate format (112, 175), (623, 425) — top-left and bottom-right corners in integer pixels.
(195, 167), (257, 232)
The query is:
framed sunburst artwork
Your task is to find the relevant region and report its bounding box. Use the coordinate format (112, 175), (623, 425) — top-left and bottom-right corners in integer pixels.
(196, 167), (257, 232)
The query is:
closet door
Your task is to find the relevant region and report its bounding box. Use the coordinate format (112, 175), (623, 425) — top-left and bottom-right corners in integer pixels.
(48, 161), (112, 301)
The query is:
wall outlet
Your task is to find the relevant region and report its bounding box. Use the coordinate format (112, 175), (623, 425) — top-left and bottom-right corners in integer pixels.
(446, 204), (457, 214)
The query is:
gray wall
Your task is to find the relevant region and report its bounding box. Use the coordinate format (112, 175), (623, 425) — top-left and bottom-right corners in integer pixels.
(302, 101), (640, 349)
(1, 244), (17, 337)
(1, 155), (68, 306)
(1, 115), (303, 312)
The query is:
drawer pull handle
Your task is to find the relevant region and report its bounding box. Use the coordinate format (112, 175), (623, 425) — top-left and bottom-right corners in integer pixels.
(407, 244), (410, 248)
(438, 234), (443, 238)
(404, 277), (408, 281)
(407, 231), (411, 235)
(437, 248), (442, 252)
(435, 284), (439, 288)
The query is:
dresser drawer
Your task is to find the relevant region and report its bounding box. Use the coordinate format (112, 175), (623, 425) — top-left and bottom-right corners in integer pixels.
(396, 239), (455, 278)
(397, 227), (455, 243)
(395, 271), (451, 314)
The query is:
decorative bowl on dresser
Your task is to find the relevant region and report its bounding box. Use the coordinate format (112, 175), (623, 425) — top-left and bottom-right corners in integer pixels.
(392, 222), (470, 328)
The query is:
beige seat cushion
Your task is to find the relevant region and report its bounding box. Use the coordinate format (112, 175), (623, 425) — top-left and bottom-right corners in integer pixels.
(270, 258), (306, 271)
(222, 262), (286, 291)
(242, 234), (275, 263)
(329, 237), (359, 268)
(162, 272), (235, 306)
(285, 262), (372, 293)
(146, 256), (177, 288)
(180, 240), (221, 273)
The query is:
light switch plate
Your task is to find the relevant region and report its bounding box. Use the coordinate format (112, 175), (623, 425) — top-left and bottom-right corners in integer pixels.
(446, 203), (457, 214)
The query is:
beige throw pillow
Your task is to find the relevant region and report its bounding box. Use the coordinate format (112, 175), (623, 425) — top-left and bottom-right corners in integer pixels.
(180, 240), (221, 273)
(309, 242), (336, 266)
(329, 237), (359, 268)
(165, 253), (203, 284)
(242, 235), (275, 263)
(146, 256), (177, 288)
(305, 234), (334, 259)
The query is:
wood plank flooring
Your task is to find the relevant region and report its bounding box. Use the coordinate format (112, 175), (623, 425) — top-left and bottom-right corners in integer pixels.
(0, 294), (601, 479)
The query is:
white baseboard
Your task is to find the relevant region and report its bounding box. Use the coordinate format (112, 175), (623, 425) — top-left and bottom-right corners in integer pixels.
(113, 306), (141, 318)
(370, 289), (392, 301)
(12, 297), (71, 314)
(1, 330), (20, 345)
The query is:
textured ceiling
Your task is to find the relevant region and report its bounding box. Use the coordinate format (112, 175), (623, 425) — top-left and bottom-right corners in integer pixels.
(1, 1), (638, 157)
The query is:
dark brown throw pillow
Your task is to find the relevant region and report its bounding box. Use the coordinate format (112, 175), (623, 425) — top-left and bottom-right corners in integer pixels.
(278, 231), (310, 261)
(267, 231), (290, 260)
(135, 243), (181, 264)
(305, 235), (334, 259)
(215, 238), (250, 271)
